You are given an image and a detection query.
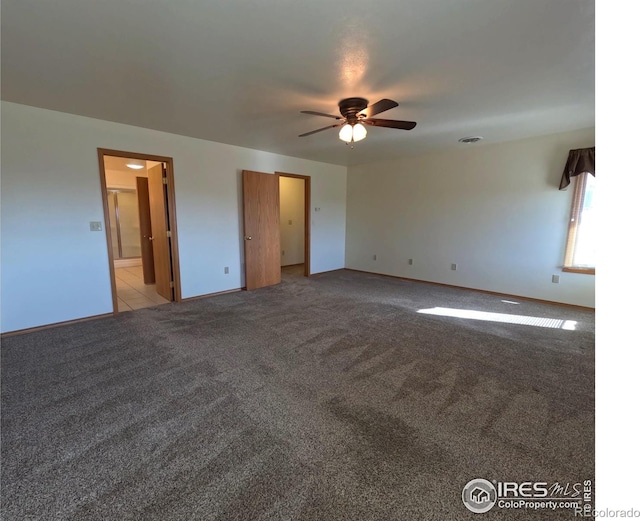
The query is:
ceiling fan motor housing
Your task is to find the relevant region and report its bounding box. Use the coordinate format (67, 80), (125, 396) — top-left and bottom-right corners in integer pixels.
(339, 97), (369, 123)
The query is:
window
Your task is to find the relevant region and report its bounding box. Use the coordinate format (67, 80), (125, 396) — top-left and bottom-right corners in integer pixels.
(563, 172), (595, 274)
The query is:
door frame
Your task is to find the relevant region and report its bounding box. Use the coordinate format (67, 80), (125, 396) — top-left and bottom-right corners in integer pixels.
(97, 148), (182, 313)
(275, 172), (311, 277)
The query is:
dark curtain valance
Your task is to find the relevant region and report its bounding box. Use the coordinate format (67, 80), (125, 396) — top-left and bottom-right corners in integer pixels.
(559, 147), (595, 190)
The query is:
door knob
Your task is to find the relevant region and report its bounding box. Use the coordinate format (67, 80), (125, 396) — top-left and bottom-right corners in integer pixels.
(245, 236), (252, 240)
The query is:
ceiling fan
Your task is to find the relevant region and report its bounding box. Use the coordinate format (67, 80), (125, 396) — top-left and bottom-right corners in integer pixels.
(299, 97), (416, 144)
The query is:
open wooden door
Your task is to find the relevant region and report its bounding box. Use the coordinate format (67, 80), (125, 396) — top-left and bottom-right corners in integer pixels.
(243, 170), (281, 290)
(148, 164), (174, 301)
(136, 177), (156, 285)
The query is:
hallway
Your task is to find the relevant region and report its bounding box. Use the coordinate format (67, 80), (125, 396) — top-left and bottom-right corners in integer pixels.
(115, 266), (170, 312)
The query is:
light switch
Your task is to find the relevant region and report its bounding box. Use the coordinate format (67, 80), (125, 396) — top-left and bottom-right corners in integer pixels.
(289, 219), (293, 225)
(90, 221), (102, 231)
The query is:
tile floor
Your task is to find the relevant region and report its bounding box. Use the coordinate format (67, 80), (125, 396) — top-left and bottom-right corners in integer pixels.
(115, 266), (170, 312)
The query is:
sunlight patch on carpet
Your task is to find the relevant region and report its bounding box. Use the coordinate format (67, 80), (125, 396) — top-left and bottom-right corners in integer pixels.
(417, 307), (577, 330)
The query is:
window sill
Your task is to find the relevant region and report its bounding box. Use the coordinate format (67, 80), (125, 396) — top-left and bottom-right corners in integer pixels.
(562, 267), (595, 275)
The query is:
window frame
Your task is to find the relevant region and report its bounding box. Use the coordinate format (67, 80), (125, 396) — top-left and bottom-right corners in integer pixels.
(562, 172), (595, 275)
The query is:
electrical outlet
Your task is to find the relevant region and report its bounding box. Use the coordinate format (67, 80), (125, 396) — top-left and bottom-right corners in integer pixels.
(451, 263), (457, 271)
(288, 219), (293, 225)
(408, 258), (413, 265)
(224, 267), (229, 274)
(552, 274), (560, 283)
(373, 254), (377, 261)
(282, 250), (285, 256)
(89, 221), (102, 231)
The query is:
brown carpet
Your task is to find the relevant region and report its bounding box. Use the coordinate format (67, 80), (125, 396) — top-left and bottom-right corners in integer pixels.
(1, 268), (595, 520)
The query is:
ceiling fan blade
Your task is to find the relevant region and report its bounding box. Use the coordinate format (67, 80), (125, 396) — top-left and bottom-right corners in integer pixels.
(362, 99), (399, 117)
(299, 123), (342, 137)
(364, 118), (417, 130)
(300, 110), (342, 120)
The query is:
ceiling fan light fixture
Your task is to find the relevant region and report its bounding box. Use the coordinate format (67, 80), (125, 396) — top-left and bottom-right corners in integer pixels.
(339, 122), (367, 143)
(339, 124), (353, 142)
(352, 123), (367, 142)
(300, 97), (416, 144)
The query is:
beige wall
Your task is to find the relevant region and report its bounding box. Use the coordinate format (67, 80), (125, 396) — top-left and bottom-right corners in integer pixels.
(1, 101), (347, 332)
(346, 127), (596, 307)
(105, 165), (148, 190)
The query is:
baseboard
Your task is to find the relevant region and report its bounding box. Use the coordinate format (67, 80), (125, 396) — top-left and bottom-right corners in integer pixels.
(1, 313), (114, 338)
(180, 288), (243, 302)
(344, 268), (595, 311)
(2, 287), (243, 335)
(309, 268), (344, 277)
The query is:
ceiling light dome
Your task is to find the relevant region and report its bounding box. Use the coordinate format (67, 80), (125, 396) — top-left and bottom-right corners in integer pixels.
(126, 161), (145, 170)
(352, 123), (367, 142)
(339, 123), (367, 143)
(339, 124), (353, 142)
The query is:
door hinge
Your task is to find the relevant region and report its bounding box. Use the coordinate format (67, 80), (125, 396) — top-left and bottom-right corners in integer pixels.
(166, 230), (172, 238)
(170, 281), (174, 289)
(162, 177), (168, 185)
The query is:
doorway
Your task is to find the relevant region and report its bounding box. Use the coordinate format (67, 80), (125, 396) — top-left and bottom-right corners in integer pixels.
(98, 149), (181, 313)
(241, 171), (310, 291)
(278, 173), (310, 280)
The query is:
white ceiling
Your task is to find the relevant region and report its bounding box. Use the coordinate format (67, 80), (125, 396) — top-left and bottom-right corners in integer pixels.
(1, 0), (594, 166)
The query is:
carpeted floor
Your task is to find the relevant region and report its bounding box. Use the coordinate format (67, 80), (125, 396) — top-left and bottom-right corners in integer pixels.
(1, 268), (595, 520)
